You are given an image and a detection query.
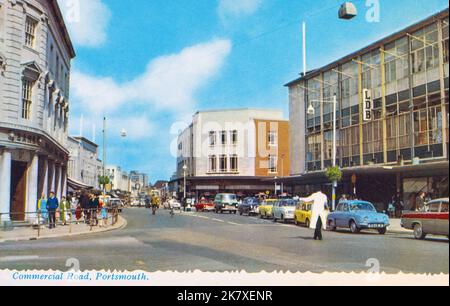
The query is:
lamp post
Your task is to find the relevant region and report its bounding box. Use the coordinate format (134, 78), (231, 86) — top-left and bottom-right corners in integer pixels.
(182, 164), (188, 200)
(307, 94), (338, 211)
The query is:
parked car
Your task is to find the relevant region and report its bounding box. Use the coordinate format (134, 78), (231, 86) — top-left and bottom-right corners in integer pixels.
(238, 197), (261, 216)
(259, 199), (278, 219)
(214, 194), (239, 214)
(294, 201), (313, 227)
(195, 198), (215, 212)
(401, 198), (449, 240)
(272, 199), (297, 223)
(327, 200), (390, 234)
(164, 199), (182, 210)
(109, 198), (124, 213)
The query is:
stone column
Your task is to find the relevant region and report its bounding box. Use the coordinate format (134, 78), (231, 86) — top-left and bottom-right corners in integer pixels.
(61, 166), (67, 198)
(40, 157), (49, 198)
(50, 161), (56, 193)
(26, 153), (39, 222)
(0, 150), (12, 222)
(56, 165), (62, 201)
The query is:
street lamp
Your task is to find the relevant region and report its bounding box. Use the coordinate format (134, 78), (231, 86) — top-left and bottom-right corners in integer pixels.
(307, 94), (339, 211)
(182, 164), (188, 200)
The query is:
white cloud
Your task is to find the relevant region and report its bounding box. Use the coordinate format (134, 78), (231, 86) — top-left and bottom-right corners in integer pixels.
(58, 0), (111, 47)
(70, 39), (232, 114)
(218, 0), (263, 18)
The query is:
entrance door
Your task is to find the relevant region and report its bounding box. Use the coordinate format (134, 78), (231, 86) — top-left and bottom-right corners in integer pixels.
(10, 161), (28, 221)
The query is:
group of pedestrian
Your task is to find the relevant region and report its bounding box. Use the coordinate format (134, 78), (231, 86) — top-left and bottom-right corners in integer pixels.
(37, 191), (109, 229)
(37, 192), (70, 229)
(77, 191), (109, 227)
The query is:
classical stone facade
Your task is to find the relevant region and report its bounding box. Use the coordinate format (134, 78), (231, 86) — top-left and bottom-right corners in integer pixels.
(0, 0), (75, 222)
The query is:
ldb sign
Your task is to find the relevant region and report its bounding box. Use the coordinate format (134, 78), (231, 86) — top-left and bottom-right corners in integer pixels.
(363, 89), (373, 121)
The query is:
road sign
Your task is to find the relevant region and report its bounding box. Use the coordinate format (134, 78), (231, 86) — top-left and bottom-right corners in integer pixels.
(363, 89), (373, 121)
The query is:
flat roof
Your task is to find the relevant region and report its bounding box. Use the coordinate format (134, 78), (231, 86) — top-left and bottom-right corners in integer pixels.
(195, 108), (283, 114)
(285, 8), (449, 87)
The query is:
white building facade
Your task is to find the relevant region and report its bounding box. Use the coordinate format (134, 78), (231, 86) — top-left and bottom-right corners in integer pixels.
(0, 0), (75, 222)
(105, 165), (131, 193)
(67, 137), (102, 190)
(177, 108), (284, 178)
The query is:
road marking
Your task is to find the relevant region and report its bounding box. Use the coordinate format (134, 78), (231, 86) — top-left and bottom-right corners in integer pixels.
(0, 255), (39, 262)
(212, 218), (225, 223)
(196, 215), (210, 220)
(227, 222), (241, 226)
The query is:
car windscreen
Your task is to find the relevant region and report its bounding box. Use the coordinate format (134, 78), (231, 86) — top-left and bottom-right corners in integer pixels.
(279, 200), (297, 207)
(244, 198), (260, 205)
(349, 202), (376, 211)
(223, 195), (237, 201)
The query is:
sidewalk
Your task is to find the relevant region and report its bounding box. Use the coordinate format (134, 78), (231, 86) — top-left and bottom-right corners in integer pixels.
(0, 216), (127, 243)
(388, 218), (412, 234)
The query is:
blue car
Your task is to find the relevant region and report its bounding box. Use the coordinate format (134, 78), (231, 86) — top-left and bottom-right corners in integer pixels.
(238, 197), (261, 216)
(327, 200), (390, 235)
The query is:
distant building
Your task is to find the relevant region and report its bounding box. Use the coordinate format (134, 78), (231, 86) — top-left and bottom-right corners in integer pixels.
(285, 9), (449, 209)
(67, 136), (102, 191)
(105, 166), (131, 193)
(170, 108), (290, 198)
(129, 170), (149, 196)
(0, 0), (75, 222)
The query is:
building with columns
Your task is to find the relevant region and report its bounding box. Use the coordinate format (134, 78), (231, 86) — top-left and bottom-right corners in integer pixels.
(0, 0), (75, 222)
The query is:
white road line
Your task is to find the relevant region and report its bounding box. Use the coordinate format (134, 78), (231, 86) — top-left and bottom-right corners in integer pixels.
(0, 255), (39, 262)
(227, 222), (241, 226)
(212, 218), (225, 223)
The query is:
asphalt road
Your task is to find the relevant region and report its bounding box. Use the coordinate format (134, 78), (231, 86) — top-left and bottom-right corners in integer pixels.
(0, 208), (448, 274)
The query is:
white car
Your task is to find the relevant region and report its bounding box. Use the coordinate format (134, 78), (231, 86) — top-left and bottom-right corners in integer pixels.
(164, 199), (181, 210)
(272, 199), (297, 223)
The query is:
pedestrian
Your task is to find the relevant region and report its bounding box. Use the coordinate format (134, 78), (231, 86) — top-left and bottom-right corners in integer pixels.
(416, 192), (426, 212)
(394, 193), (404, 218)
(339, 194), (348, 204)
(299, 191), (329, 241)
(60, 196), (69, 226)
(75, 203), (82, 224)
(80, 192), (90, 224)
(38, 193), (48, 225)
(90, 193), (99, 226)
(100, 198), (108, 227)
(46, 191), (59, 229)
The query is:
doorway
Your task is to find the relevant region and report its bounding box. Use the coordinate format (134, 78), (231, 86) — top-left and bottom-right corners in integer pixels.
(10, 161), (28, 221)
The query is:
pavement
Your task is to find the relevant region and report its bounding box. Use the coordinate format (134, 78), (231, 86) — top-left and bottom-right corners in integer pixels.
(0, 207), (447, 274)
(0, 216), (127, 243)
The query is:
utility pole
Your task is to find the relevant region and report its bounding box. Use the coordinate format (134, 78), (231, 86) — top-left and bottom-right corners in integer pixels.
(102, 117), (106, 193)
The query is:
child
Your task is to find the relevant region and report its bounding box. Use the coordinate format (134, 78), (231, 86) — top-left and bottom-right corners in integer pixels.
(100, 199), (108, 228)
(75, 204), (82, 224)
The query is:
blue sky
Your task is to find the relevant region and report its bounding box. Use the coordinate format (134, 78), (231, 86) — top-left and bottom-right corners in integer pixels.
(58, 0), (448, 183)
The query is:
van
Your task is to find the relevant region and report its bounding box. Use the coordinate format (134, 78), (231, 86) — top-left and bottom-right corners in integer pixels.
(214, 193), (239, 214)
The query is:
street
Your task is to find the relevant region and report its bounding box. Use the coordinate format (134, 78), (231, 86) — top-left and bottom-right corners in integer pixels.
(0, 208), (448, 274)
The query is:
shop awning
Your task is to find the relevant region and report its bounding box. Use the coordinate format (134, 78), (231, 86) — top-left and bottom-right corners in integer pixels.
(67, 178), (94, 191)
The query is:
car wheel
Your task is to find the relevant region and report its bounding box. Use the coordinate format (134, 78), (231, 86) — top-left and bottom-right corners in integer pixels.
(350, 221), (360, 234)
(239, 210), (243, 216)
(273, 216), (277, 222)
(378, 227), (387, 235)
(305, 219), (310, 228)
(328, 220), (337, 231)
(294, 217), (298, 226)
(413, 223), (427, 240)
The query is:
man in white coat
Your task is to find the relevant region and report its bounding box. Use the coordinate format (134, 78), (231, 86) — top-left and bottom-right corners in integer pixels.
(299, 191), (329, 240)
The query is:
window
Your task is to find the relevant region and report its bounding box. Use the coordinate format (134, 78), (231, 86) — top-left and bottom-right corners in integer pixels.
(25, 17), (37, 48)
(208, 155), (217, 173)
(219, 155), (227, 172)
(220, 131), (227, 145)
(231, 130), (238, 145)
(268, 155), (277, 173)
(209, 131), (216, 146)
(21, 79), (33, 119)
(268, 131), (277, 146)
(230, 155), (238, 173)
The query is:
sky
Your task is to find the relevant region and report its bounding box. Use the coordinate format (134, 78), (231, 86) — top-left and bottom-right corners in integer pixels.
(57, 0), (449, 183)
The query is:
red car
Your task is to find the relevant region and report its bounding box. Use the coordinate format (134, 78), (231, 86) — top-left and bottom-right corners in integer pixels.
(195, 199), (215, 212)
(401, 198), (449, 240)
